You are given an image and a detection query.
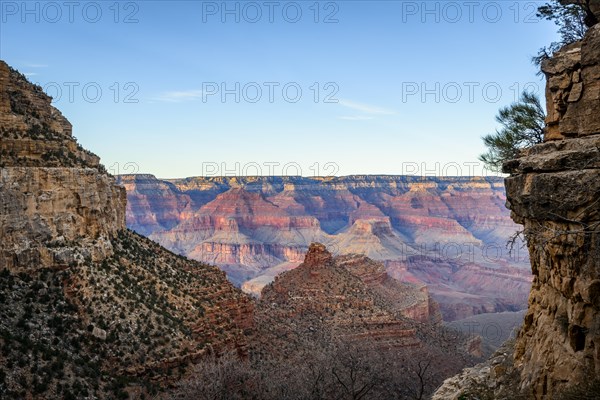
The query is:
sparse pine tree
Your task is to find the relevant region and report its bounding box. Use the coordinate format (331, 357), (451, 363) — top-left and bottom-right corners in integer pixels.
(479, 91), (546, 171)
(533, 0), (598, 66)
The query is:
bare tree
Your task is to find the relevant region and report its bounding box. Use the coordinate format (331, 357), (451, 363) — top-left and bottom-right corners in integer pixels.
(329, 343), (382, 400)
(172, 352), (260, 400)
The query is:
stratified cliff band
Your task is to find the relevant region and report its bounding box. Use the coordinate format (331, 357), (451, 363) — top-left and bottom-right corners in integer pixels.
(118, 174), (532, 321)
(434, 22), (600, 400)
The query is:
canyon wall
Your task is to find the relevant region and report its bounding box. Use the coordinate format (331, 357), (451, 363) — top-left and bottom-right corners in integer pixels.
(0, 61), (126, 271)
(434, 22), (600, 400)
(119, 174), (532, 321)
(505, 23), (600, 397)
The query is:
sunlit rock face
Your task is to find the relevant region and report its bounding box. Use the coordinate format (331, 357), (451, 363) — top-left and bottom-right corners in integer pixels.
(119, 173), (532, 321)
(0, 60), (125, 271)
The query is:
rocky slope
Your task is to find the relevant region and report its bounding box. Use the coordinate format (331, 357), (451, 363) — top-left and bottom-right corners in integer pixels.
(434, 21), (600, 400)
(171, 244), (481, 400)
(119, 174), (532, 320)
(0, 60), (253, 399)
(250, 243), (477, 398)
(334, 253), (443, 324)
(255, 243), (422, 350)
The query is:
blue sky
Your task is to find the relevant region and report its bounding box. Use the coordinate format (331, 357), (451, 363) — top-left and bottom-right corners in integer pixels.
(1, 1), (558, 178)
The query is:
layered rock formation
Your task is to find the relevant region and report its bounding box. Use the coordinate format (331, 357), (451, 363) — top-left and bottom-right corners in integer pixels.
(505, 23), (600, 398)
(434, 21), (600, 400)
(119, 174), (532, 320)
(334, 253), (442, 324)
(0, 62), (125, 271)
(0, 60), (253, 398)
(254, 243), (471, 361)
(257, 243), (419, 349)
(185, 243), (477, 400)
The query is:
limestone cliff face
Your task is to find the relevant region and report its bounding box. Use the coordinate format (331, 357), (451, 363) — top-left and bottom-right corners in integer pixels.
(0, 62), (101, 169)
(504, 24), (600, 398)
(542, 24), (600, 140)
(433, 23), (600, 400)
(0, 61), (126, 272)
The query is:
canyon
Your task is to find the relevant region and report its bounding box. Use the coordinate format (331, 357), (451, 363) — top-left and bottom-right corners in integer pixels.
(0, 59), (481, 399)
(119, 173), (532, 320)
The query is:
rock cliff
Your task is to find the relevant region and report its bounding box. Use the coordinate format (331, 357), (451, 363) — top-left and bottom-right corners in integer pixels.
(119, 174), (532, 321)
(433, 22), (600, 400)
(0, 60), (253, 398)
(0, 62), (125, 271)
(506, 23), (600, 398)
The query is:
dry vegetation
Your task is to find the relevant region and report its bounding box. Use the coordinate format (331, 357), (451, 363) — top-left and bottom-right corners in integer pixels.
(0, 230), (251, 399)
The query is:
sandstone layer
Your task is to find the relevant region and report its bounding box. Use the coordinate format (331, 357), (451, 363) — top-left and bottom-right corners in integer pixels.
(506, 24), (600, 398)
(119, 174), (532, 320)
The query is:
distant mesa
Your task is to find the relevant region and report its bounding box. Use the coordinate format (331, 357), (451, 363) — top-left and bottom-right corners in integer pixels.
(119, 173), (532, 321)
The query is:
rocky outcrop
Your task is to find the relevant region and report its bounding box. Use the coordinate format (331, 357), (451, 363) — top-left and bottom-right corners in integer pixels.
(335, 253), (442, 324)
(434, 23), (600, 400)
(256, 243), (419, 350)
(0, 168), (126, 271)
(245, 244), (479, 400)
(0, 63), (101, 169)
(432, 341), (523, 400)
(0, 60), (253, 398)
(504, 24), (600, 398)
(542, 23), (600, 140)
(255, 243), (469, 356)
(0, 61), (124, 272)
(119, 174), (532, 320)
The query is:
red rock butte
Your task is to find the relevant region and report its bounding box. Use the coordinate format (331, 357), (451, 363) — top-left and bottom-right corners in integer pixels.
(302, 242), (333, 268)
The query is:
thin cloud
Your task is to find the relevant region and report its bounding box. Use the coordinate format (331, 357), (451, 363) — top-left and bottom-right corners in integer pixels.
(152, 89), (204, 103)
(24, 72), (39, 77)
(338, 99), (396, 115)
(338, 115), (374, 121)
(23, 63), (48, 68)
